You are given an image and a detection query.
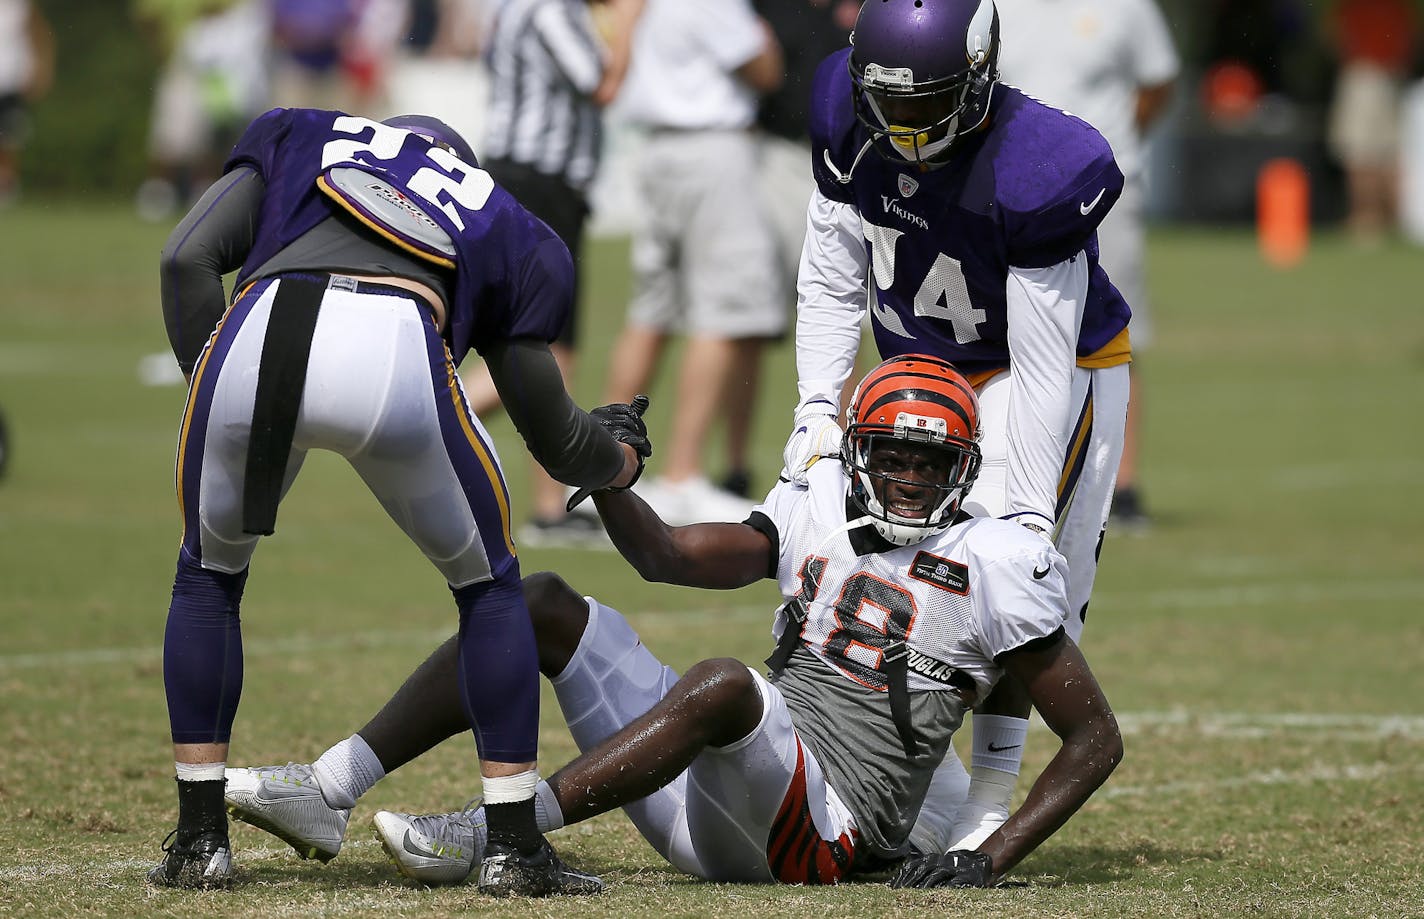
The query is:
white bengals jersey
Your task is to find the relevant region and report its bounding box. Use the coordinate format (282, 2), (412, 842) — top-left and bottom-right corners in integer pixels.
(749, 459), (1071, 854)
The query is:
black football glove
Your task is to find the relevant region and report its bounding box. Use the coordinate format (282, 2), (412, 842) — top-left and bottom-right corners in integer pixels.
(566, 395), (652, 510)
(591, 396), (652, 460)
(890, 849), (994, 889)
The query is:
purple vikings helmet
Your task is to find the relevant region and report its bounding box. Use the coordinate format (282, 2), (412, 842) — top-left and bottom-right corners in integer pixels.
(382, 114), (479, 166)
(849, 0), (1001, 167)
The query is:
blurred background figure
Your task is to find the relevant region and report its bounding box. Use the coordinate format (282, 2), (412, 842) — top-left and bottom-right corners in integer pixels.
(134, 0), (270, 222)
(381, 0), (490, 142)
(724, 0), (857, 500)
(597, 0), (782, 525)
(459, 0), (644, 549)
(997, 0), (1180, 531)
(0, 0), (53, 207)
(267, 0), (386, 115)
(1327, 0), (1418, 244)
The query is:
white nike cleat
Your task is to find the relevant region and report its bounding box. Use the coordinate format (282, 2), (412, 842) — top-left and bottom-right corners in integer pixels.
(372, 803), (487, 885)
(224, 763), (350, 862)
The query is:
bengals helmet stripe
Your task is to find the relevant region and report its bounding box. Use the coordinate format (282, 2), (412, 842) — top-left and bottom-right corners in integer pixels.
(849, 355), (979, 443)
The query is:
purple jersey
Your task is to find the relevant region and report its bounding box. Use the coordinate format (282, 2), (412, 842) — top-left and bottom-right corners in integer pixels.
(225, 108), (572, 365)
(809, 49), (1130, 374)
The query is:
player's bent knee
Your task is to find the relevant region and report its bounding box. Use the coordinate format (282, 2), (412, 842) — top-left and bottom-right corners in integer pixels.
(680, 658), (762, 747)
(523, 571), (588, 674)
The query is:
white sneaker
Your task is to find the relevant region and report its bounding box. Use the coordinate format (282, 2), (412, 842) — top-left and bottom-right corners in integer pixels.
(225, 763), (350, 862)
(372, 803), (487, 885)
(634, 476), (756, 526)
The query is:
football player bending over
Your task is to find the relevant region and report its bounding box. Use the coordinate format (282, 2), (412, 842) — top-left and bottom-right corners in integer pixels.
(226, 356), (1121, 889)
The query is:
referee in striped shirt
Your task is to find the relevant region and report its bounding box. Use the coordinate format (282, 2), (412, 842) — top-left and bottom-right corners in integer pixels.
(465, 0), (643, 548)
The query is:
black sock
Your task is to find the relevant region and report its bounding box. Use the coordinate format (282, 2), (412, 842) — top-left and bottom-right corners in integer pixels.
(175, 778), (227, 842)
(484, 799), (542, 855)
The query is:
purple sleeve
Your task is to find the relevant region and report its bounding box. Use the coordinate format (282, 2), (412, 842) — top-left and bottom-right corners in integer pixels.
(990, 98), (1126, 269)
(469, 234), (573, 354)
(223, 108), (293, 178)
(1006, 154), (1124, 268)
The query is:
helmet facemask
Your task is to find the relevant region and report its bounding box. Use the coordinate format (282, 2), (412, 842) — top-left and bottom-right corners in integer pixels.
(841, 354), (984, 547)
(848, 0), (1001, 168)
(844, 425), (981, 546)
(854, 68), (993, 166)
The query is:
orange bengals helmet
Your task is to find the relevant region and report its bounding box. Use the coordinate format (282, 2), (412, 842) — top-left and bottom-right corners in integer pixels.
(841, 354), (982, 546)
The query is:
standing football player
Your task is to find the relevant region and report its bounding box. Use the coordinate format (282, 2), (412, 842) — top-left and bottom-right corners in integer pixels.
(779, 0), (1131, 852)
(218, 356), (1122, 889)
(148, 108), (646, 895)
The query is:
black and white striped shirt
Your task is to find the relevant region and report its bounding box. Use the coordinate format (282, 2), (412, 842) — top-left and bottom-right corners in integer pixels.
(482, 0), (606, 191)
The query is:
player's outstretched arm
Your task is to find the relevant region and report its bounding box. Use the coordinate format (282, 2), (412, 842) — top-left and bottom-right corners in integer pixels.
(591, 488), (773, 590)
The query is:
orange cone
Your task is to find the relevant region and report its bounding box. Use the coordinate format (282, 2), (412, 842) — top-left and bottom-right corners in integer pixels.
(1257, 158), (1310, 268)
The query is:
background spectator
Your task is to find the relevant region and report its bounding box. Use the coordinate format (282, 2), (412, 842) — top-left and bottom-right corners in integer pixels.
(134, 0), (270, 221)
(596, 0), (783, 525)
(718, 0), (857, 499)
(1327, 0), (1419, 243)
(0, 0), (53, 206)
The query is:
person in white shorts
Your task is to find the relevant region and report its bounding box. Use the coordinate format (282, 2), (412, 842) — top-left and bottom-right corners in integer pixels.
(221, 356), (1122, 889)
(596, 0), (784, 525)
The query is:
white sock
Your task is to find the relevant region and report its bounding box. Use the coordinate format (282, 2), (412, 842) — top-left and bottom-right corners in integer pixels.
(534, 779), (564, 832)
(946, 765), (1018, 851)
(481, 768), (540, 805)
(175, 761), (225, 782)
(312, 734), (385, 809)
(970, 713), (1029, 775)
(962, 764), (1017, 810)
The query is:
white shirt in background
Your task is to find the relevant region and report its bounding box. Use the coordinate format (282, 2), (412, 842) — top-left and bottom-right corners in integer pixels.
(995, 0), (1179, 179)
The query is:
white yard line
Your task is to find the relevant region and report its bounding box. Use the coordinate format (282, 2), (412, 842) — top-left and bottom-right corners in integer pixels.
(1100, 760), (1424, 799)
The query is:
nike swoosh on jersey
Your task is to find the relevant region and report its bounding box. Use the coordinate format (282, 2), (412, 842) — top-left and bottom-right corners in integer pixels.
(1032, 565), (1050, 579)
(1079, 188), (1106, 215)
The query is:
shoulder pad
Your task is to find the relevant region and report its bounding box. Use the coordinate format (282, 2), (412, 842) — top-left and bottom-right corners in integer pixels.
(989, 89), (1125, 268)
(808, 48), (862, 205)
(318, 166), (457, 267)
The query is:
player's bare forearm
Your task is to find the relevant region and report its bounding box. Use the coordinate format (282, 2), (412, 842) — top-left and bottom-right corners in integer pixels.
(976, 716), (1121, 878)
(593, 491), (771, 589)
(977, 638), (1122, 878)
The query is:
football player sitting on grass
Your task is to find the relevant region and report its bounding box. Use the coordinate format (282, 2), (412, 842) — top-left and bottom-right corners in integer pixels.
(224, 355), (1122, 891)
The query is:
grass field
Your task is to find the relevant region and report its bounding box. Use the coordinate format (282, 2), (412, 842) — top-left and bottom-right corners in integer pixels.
(1, 204), (1422, 918)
